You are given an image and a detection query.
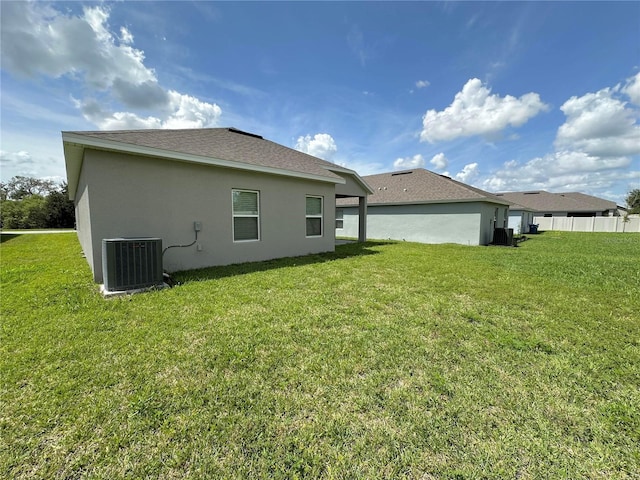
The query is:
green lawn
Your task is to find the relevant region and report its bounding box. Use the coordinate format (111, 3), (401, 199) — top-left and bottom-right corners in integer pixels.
(1, 232), (639, 479)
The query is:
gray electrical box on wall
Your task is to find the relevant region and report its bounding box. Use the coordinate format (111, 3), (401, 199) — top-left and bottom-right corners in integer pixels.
(102, 238), (163, 292)
(194, 221), (202, 232)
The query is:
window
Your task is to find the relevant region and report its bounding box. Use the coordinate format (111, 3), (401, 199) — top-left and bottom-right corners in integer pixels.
(335, 208), (344, 229)
(306, 195), (323, 237)
(232, 189), (259, 241)
(503, 208), (508, 228)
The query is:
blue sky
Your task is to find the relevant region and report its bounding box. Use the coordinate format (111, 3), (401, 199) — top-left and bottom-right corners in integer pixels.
(1, 1), (639, 203)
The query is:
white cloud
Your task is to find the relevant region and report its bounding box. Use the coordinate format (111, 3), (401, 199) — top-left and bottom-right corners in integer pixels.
(429, 152), (448, 170)
(467, 74), (640, 199)
(420, 78), (549, 143)
(347, 24), (369, 66)
(623, 72), (640, 106)
(0, 2), (222, 130)
(482, 152), (638, 194)
(0, 141), (64, 181)
(163, 91), (223, 129)
(555, 83), (640, 158)
(455, 162), (479, 183)
(120, 26), (134, 45)
(393, 154), (425, 170)
(0, 150), (34, 168)
(295, 134), (338, 160)
(415, 80), (430, 89)
(77, 91), (222, 130)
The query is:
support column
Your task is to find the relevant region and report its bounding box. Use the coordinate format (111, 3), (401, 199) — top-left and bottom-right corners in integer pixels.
(358, 196), (367, 243)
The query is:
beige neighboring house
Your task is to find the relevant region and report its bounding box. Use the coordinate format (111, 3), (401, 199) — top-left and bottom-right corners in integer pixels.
(63, 128), (371, 284)
(494, 191), (619, 217)
(336, 168), (511, 246)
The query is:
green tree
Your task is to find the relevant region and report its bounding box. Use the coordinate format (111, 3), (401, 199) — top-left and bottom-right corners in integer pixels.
(4, 176), (56, 200)
(0, 177), (75, 229)
(626, 188), (640, 214)
(45, 183), (75, 228)
(0, 195), (47, 229)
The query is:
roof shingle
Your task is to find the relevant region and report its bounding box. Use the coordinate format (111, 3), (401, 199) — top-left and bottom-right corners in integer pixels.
(337, 169), (509, 206)
(64, 127), (346, 181)
(494, 191), (617, 213)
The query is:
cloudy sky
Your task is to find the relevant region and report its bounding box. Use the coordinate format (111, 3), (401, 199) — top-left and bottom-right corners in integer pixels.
(1, 1), (639, 203)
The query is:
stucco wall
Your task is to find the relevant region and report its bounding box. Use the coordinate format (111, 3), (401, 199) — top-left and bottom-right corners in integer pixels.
(74, 166), (93, 268)
(78, 149), (336, 282)
(338, 203), (476, 245)
(477, 203), (510, 245)
(508, 210), (535, 234)
(338, 201), (508, 246)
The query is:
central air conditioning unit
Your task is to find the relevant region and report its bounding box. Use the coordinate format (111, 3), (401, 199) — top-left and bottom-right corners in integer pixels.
(102, 238), (163, 292)
(492, 228), (514, 246)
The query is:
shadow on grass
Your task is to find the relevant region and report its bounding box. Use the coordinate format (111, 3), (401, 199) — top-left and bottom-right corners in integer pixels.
(173, 240), (394, 283)
(0, 233), (20, 243)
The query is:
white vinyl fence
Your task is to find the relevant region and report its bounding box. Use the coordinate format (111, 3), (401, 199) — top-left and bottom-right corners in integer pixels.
(534, 215), (640, 233)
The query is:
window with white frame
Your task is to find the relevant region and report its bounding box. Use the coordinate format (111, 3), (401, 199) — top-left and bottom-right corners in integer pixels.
(232, 189), (260, 241)
(306, 195), (323, 237)
(335, 208), (344, 229)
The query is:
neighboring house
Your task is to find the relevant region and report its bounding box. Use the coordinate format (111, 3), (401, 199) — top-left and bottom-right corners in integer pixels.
(498, 200), (536, 234)
(336, 169), (511, 246)
(63, 128), (371, 284)
(494, 191), (619, 217)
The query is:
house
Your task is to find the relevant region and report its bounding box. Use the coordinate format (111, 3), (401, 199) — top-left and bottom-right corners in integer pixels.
(63, 128), (371, 284)
(336, 169), (511, 246)
(494, 191), (619, 217)
(502, 201), (536, 234)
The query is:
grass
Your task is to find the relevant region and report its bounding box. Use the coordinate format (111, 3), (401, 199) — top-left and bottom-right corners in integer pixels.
(1, 231), (639, 479)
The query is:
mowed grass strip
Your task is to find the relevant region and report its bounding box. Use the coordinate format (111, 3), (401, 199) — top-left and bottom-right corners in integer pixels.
(1, 231), (638, 479)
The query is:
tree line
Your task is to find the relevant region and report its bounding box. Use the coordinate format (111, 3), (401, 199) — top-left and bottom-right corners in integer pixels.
(1, 176), (75, 229)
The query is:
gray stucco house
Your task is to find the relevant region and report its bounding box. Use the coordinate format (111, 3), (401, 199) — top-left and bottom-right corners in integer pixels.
(498, 200), (536, 234)
(63, 128), (371, 283)
(336, 168), (510, 246)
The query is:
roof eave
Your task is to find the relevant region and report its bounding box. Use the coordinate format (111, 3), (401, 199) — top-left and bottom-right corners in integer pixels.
(341, 197), (512, 207)
(324, 165), (374, 194)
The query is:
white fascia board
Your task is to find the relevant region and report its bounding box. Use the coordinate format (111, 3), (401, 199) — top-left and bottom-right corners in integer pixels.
(323, 165), (374, 194)
(62, 133), (345, 190)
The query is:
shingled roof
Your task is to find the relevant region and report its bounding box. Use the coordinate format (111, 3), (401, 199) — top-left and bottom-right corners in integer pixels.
(494, 191), (617, 213)
(63, 128), (370, 199)
(336, 169), (510, 207)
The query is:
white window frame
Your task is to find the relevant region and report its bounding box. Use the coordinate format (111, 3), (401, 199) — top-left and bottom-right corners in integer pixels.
(305, 195), (323, 238)
(232, 189), (260, 242)
(335, 208), (344, 230)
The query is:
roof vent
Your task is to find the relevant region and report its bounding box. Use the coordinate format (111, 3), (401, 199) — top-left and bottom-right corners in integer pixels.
(439, 174), (451, 179)
(228, 127), (263, 139)
(391, 171), (413, 176)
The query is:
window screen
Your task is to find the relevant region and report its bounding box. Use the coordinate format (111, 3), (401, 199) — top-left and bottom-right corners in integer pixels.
(232, 189), (259, 241)
(306, 196), (323, 237)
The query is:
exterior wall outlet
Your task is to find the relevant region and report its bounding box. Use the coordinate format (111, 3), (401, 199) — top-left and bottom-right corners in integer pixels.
(194, 221), (202, 232)
(196, 243), (203, 252)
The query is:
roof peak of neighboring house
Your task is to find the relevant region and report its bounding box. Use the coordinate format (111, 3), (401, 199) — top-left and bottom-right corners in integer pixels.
(337, 168), (510, 207)
(62, 127), (372, 199)
(494, 190), (617, 212)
